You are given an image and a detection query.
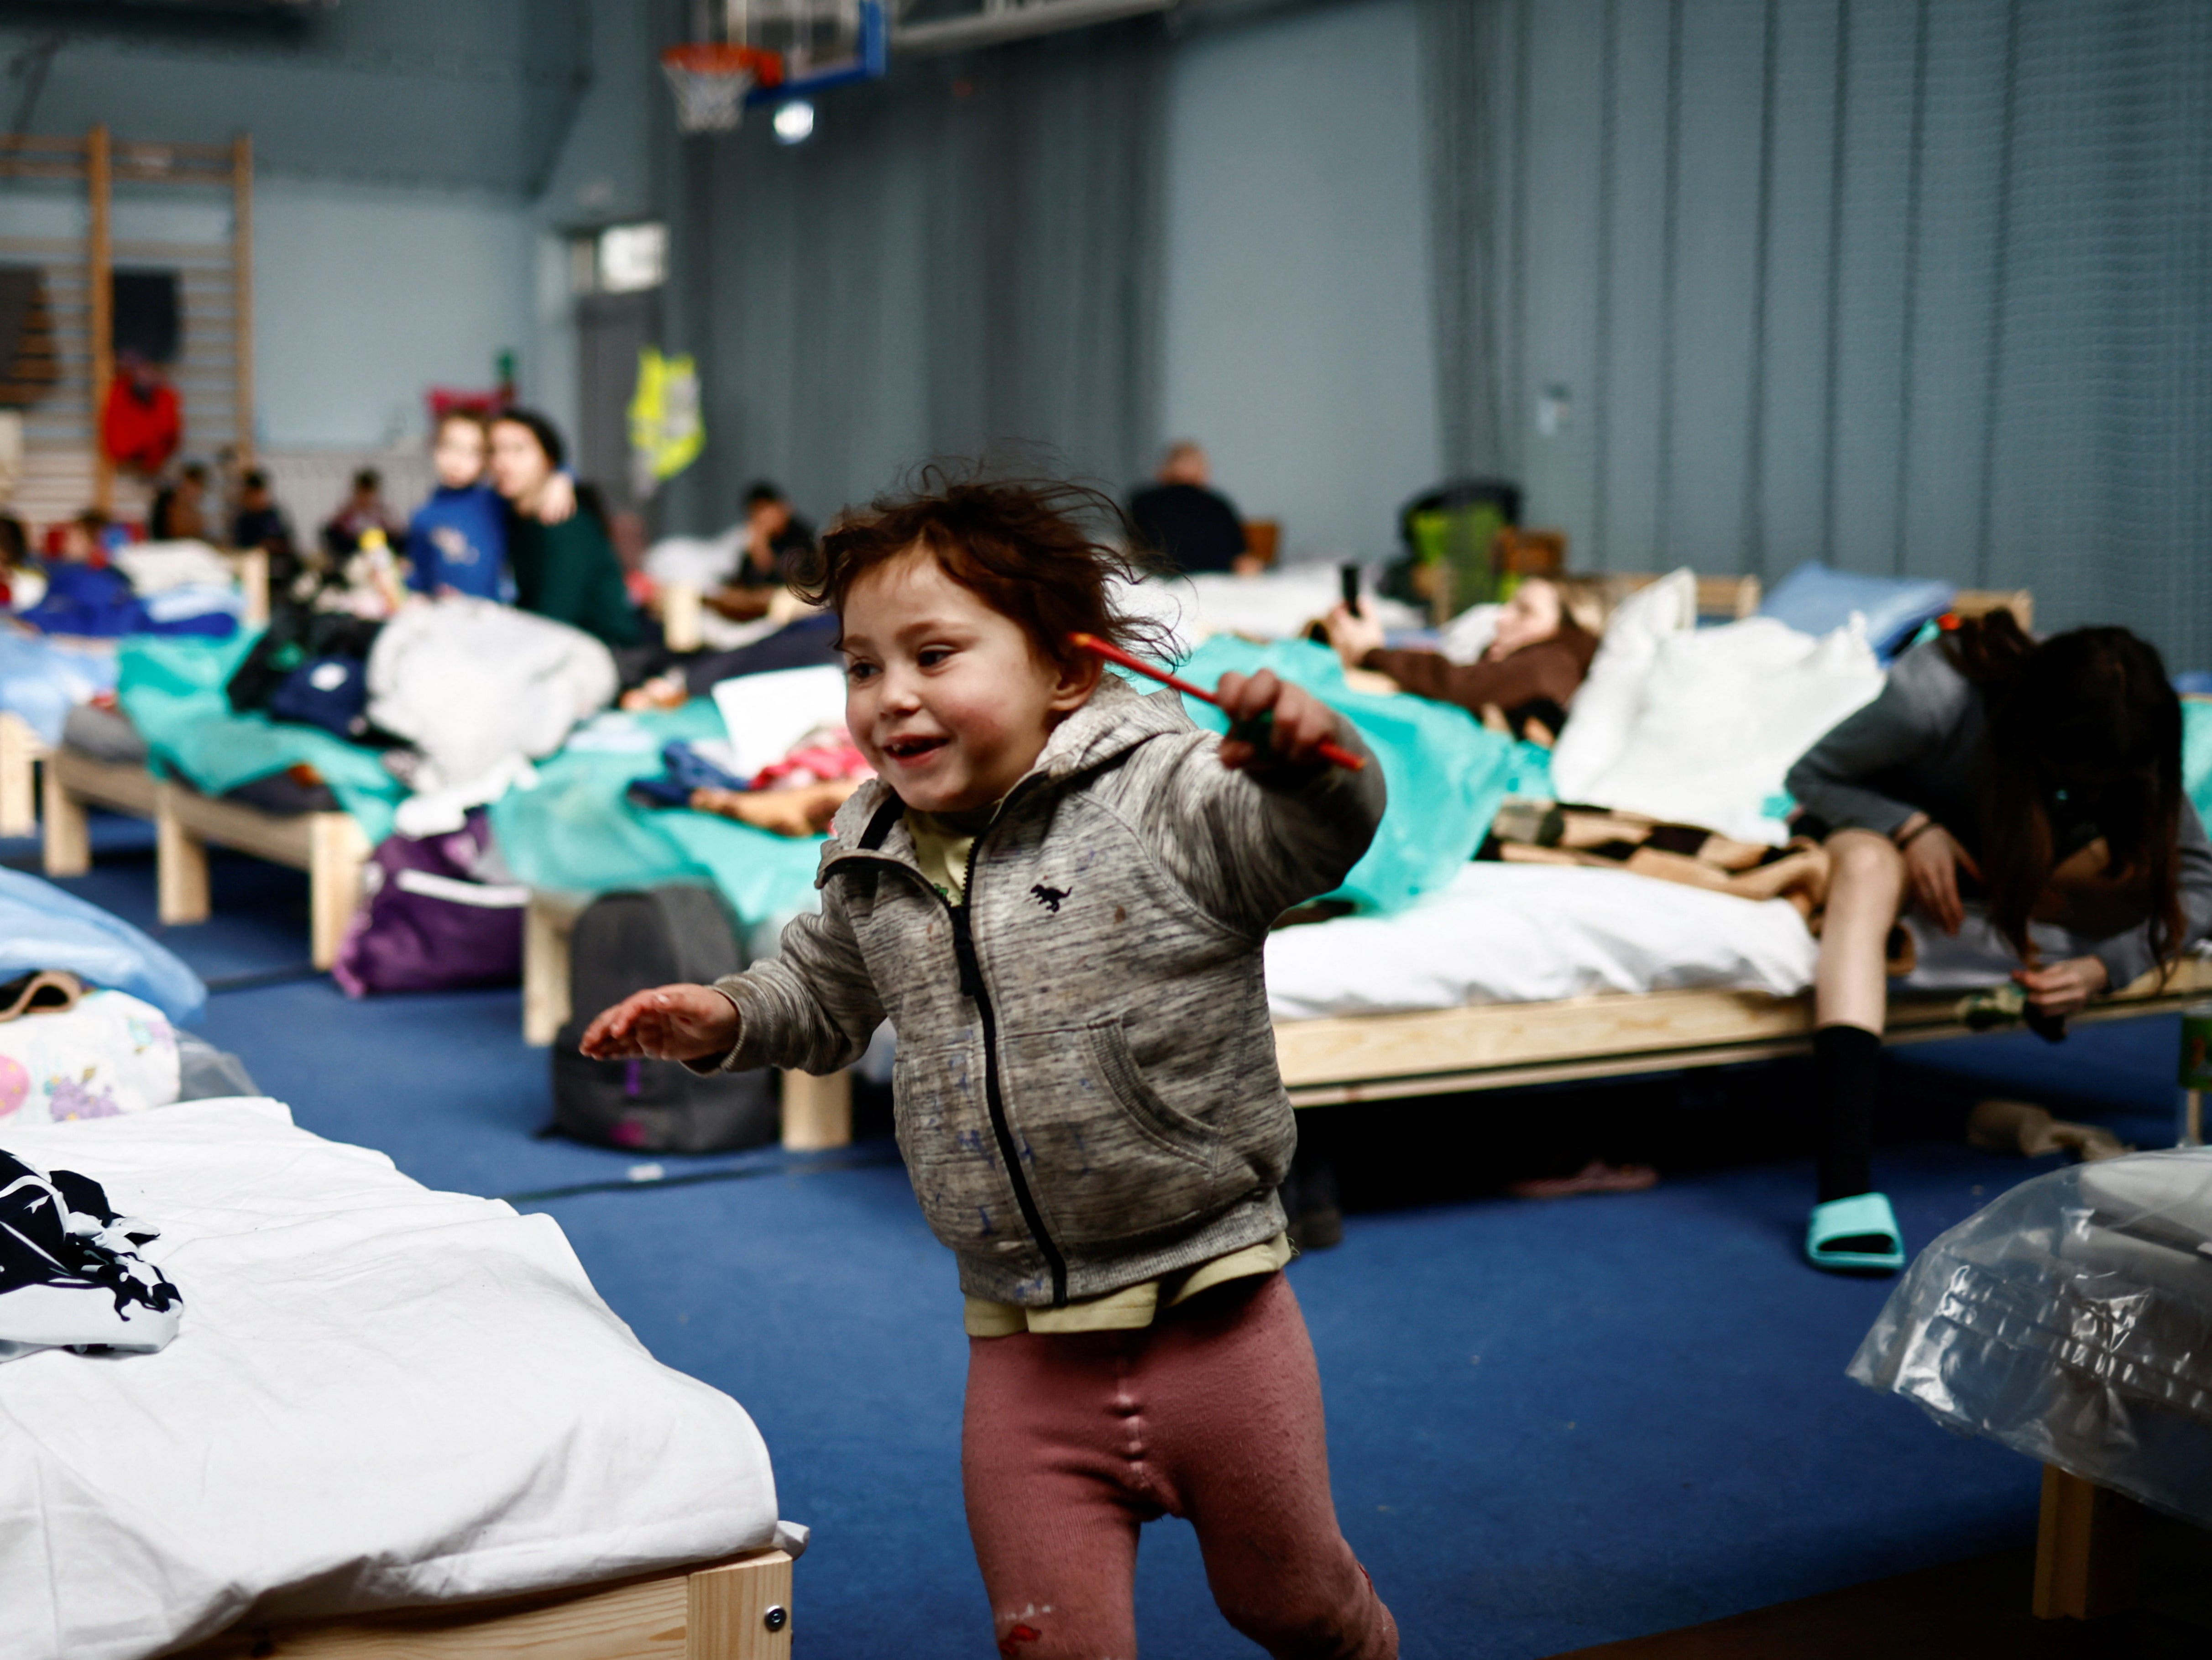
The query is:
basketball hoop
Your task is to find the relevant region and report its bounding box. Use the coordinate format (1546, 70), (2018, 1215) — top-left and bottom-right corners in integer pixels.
(661, 42), (785, 134)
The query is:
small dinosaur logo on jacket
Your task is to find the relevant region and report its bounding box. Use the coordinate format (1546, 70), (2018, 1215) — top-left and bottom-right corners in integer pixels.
(1030, 883), (1071, 913)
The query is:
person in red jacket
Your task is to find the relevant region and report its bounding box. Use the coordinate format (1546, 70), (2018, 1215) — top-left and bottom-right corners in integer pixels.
(101, 354), (181, 475)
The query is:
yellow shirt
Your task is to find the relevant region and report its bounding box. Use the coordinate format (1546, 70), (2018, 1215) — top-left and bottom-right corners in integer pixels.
(908, 811), (1294, 1336)
(963, 1233), (1295, 1336)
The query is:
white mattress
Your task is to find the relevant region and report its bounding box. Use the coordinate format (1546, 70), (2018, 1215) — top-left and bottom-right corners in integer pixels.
(1265, 863), (1821, 1020)
(0, 1099), (782, 1660)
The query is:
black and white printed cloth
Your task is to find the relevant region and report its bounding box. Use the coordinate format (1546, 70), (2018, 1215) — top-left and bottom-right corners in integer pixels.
(0, 1149), (182, 1362)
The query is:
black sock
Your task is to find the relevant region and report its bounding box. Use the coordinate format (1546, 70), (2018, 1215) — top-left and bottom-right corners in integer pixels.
(1813, 1023), (1882, 1204)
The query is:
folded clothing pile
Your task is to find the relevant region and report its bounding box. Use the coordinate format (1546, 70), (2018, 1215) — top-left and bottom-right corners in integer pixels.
(627, 726), (872, 808)
(16, 544), (241, 641)
(0, 1147), (183, 1363)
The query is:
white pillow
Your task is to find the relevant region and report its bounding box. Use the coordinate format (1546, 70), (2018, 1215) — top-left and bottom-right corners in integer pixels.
(1568, 615), (1884, 843)
(1548, 567), (1696, 799)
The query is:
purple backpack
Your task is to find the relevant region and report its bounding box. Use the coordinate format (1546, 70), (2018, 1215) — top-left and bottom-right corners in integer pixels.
(332, 812), (526, 997)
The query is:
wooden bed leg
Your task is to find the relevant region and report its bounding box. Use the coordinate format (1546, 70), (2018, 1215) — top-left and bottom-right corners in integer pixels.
(524, 890), (580, 1046)
(42, 764), (90, 877)
(2033, 1464), (2142, 1619)
(687, 1548), (795, 1659)
(780, 1069), (852, 1151)
(308, 814), (369, 971)
(156, 785), (212, 926)
(0, 713), (40, 838)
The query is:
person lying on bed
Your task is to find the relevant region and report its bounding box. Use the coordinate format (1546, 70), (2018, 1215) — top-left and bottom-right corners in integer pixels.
(582, 470), (1400, 1660)
(1784, 611), (2212, 1275)
(1322, 576), (1595, 742)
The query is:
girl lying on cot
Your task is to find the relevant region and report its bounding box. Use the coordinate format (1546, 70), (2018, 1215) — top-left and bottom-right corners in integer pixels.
(582, 471), (1400, 1660)
(1786, 611), (2212, 1273)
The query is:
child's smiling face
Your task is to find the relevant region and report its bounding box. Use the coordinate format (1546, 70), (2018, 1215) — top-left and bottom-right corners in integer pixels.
(839, 547), (1097, 816)
(433, 418), (487, 490)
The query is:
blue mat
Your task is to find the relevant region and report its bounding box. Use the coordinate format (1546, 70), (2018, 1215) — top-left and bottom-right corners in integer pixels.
(22, 848), (2194, 1657)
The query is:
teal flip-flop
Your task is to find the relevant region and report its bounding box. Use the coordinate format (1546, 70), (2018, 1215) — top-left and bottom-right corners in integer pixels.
(1805, 1191), (1907, 1274)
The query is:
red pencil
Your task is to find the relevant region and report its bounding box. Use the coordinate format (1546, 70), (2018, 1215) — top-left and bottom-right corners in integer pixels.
(1070, 633), (1365, 771)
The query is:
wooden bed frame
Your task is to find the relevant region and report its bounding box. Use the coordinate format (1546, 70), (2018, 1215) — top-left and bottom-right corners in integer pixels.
(174, 1545), (794, 1659)
(0, 709), (46, 838)
(42, 750), (368, 970)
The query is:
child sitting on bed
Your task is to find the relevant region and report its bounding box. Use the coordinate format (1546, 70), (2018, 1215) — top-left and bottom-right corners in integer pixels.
(582, 471), (1400, 1660)
(405, 409), (574, 601)
(1784, 611), (2212, 1274)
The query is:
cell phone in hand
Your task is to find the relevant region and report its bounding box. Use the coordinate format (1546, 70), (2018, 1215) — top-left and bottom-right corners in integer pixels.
(1339, 562), (1362, 617)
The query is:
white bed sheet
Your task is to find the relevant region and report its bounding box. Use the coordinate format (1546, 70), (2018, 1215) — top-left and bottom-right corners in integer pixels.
(0, 1099), (781, 1660)
(1265, 863), (1821, 1021)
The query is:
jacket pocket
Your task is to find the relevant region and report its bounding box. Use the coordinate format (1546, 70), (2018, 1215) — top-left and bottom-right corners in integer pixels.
(890, 1037), (1040, 1273)
(997, 1016), (1224, 1249)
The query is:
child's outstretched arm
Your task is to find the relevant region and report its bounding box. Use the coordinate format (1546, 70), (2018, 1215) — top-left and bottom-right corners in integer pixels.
(1149, 668), (1389, 932)
(580, 984), (737, 1061)
(579, 885), (885, 1077)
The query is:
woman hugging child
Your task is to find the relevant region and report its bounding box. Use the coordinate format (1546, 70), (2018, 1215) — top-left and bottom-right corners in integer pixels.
(584, 471), (1399, 1658)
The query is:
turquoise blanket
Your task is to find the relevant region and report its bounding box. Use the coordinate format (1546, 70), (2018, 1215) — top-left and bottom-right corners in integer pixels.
(487, 702), (826, 925)
(116, 634), (406, 843)
(2187, 697), (2212, 828)
(1166, 637), (1538, 914)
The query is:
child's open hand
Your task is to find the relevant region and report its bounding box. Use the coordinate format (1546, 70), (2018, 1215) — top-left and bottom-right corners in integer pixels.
(1214, 670), (1340, 775)
(578, 984), (739, 1062)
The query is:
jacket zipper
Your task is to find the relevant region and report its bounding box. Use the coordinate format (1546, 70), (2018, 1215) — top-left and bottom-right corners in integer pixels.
(825, 810), (1070, 1307)
(945, 835), (1069, 1306)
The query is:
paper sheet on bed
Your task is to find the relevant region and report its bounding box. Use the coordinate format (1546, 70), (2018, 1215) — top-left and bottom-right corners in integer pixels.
(488, 696), (825, 924)
(0, 1099), (781, 1660)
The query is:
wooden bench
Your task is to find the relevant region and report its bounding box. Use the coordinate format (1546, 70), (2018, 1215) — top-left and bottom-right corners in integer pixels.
(525, 889), (853, 1152)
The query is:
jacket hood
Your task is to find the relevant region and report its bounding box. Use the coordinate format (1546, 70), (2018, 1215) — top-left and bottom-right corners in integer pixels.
(819, 672), (1195, 869)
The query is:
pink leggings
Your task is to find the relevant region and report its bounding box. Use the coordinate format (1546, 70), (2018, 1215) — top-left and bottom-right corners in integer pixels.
(962, 1271), (1397, 1660)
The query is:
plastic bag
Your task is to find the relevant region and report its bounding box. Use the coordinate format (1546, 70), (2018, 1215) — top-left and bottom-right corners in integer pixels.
(1848, 1149), (2212, 1527)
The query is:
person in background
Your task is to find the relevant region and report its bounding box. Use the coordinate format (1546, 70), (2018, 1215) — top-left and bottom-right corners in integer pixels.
(406, 409), (573, 601)
(1784, 613), (2212, 1274)
(489, 408), (638, 649)
(1323, 576), (1596, 742)
(704, 482), (818, 623)
(1130, 440), (1258, 576)
(230, 468), (290, 552)
(322, 467), (398, 555)
(0, 513), (42, 610)
(53, 509), (111, 564)
(148, 461), (210, 542)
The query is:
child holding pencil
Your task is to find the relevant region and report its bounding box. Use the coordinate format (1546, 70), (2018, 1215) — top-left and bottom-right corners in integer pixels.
(583, 471), (1397, 1658)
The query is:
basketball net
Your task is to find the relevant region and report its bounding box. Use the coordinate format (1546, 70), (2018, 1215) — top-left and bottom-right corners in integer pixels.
(661, 42), (784, 133)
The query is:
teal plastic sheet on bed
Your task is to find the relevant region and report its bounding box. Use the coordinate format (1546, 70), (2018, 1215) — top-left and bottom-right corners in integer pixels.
(2186, 697), (2212, 828)
(1166, 636), (1541, 915)
(115, 634), (406, 843)
(487, 702), (826, 925)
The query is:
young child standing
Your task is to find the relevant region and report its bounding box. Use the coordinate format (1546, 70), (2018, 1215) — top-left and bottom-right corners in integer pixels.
(584, 474), (1398, 1658)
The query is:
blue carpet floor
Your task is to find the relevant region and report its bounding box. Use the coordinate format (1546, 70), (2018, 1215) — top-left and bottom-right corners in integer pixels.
(9, 824), (2192, 1658)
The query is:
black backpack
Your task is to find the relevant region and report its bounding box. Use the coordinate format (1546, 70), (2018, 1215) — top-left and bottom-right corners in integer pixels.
(549, 885), (779, 1153)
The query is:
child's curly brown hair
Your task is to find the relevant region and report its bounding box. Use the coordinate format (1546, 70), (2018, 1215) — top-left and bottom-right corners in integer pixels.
(793, 463), (1180, 672)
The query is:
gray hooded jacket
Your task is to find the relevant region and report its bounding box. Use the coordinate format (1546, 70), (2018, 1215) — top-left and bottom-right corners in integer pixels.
(702, 674), (1386, 1306)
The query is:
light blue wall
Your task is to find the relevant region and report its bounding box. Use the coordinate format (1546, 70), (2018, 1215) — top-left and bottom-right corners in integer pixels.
(254, 181), (534, 448)
(1159, 0), (1438, 563)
